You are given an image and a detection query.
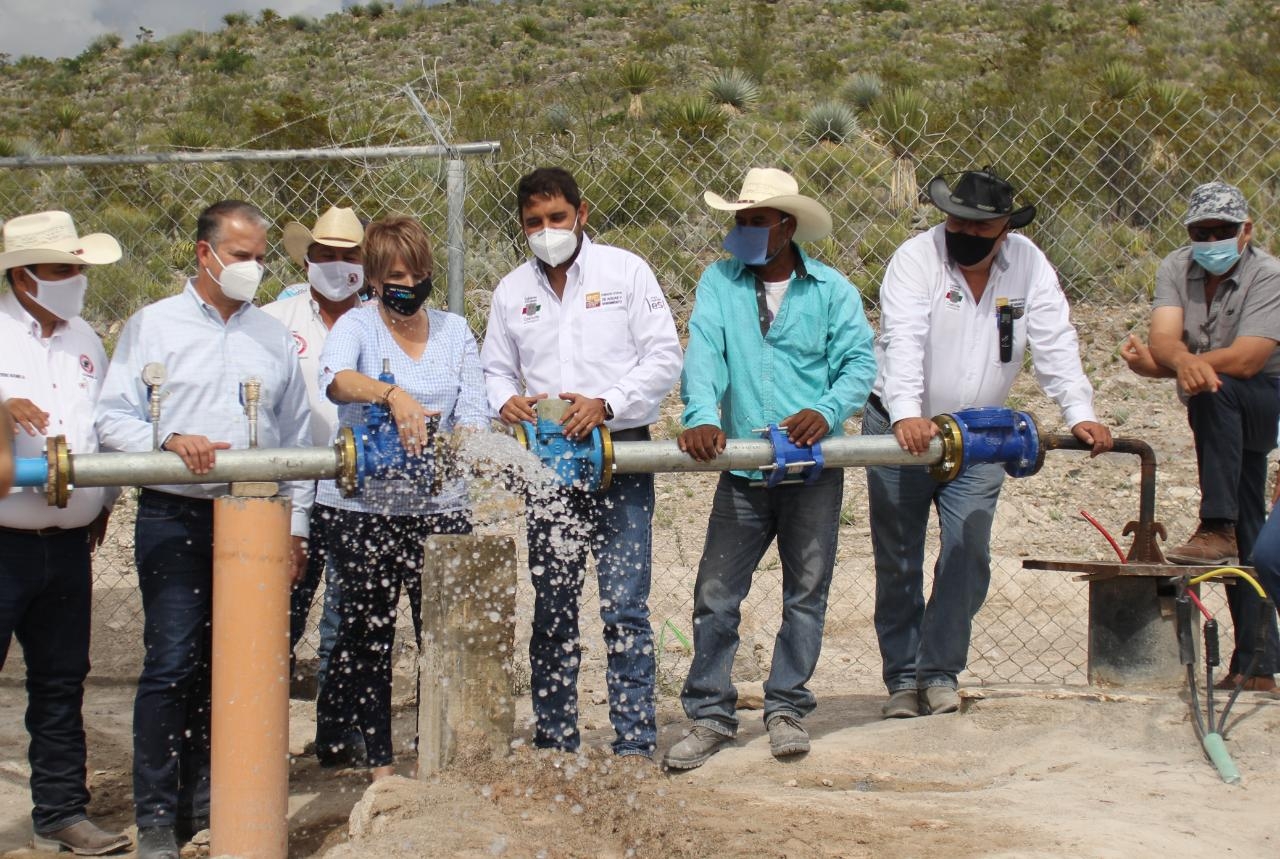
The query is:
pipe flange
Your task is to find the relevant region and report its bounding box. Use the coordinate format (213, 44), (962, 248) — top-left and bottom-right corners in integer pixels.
(46, 435), (71, 508)
(512, 422), (529, 450)
(929, 415), (963, 483)
(598, 426), (614, 493)
(1023, 409), (1046, 478)
(335, 428), (359, 498)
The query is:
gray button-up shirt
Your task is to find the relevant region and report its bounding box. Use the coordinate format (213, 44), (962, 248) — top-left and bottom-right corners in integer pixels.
(1153, 244), (1280, 378)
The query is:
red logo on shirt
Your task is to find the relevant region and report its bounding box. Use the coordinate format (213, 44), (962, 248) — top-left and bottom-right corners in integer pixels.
(79, 354), (94, 375)
(292, 332), (308, 356)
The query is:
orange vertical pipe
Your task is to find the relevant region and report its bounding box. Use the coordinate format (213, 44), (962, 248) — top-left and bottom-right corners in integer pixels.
(210, 494), (291, 859)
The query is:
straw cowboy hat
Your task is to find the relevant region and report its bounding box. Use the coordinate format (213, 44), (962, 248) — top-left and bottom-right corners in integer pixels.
(282, 205), (364, 266)
(704, 167), (833, 242)
(925, 169), (1036, 229)
(0, 210), (122, 272)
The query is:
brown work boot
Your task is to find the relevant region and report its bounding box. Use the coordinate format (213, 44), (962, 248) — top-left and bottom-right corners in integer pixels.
(1166, 524), (1238, 565)
(1218, 674), (1278, 692)
(32, 819), (131, 855)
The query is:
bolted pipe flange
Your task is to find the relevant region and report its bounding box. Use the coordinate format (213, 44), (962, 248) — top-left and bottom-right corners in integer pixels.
(598, 426), (614, 492)
(335, 427), (360, 499)
(47, 435), (71, 508)
(929, 415), (963, 483)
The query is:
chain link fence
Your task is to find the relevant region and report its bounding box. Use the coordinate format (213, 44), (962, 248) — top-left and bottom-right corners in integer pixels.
(2, 95), (1270, 687)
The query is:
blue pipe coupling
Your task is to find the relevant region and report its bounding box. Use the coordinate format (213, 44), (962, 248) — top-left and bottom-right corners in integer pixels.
(929, 407), (1043, 482)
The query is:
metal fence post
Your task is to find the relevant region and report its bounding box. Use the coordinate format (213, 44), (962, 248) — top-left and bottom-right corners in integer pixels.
(446, 158), (466, 315)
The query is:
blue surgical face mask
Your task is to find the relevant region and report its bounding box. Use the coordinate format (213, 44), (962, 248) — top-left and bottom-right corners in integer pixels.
(723, 217), (789, 266)
(1191, 237), (1242, 276)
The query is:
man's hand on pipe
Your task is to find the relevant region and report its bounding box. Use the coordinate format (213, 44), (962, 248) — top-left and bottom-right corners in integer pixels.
(499, 393), (546, 424)
(678, 424), (726, 462)
(892, 417), (938, 456)
(780, 409), (829, 447)
(162, 433), (231, 475)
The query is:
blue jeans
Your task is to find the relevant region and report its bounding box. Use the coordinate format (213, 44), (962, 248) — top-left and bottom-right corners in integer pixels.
(864, 402), (1006, 692)
(1187, 374), (1280, 675)
(289, 503), (341, 692)
(1236, 502), (1280, 677)
(680, 469), (844, 733)
(316, 507), (471, 768)
(526, 473), (656, 756)
(0, 527), (93, 834)
(132, 490), (214, 829)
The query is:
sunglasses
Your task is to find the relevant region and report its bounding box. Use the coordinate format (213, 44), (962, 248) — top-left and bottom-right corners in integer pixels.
(1188, 223), (1241, 242)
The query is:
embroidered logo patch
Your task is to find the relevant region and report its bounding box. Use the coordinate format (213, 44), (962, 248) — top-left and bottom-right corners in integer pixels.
(292, 332), (308, 356)
(79, 354), (95, 375)
(647, 296), (666, 311)
(521, 298), (542, 323)
(945, 287), (963, 305)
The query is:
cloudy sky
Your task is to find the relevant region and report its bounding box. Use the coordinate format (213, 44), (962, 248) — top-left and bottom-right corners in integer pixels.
(0, 2), (372, 60)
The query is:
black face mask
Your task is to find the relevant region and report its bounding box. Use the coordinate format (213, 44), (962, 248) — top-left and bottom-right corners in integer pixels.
(379, 277), (432, 317)
(944, 229), (1002, 267)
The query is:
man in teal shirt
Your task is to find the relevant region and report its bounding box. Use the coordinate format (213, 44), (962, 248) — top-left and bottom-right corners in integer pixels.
(664, 168), (876, 770)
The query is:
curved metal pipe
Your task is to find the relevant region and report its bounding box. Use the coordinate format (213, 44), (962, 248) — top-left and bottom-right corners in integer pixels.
(610, 435), (945, 474)
(1041, 435), (1164, 563)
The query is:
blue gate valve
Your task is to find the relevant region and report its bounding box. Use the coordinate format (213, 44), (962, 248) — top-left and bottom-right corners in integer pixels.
(513, 413), (612, 492)
(930, 407), (1042, 482)
(335, 360), (442, 498)
(758, 424), (824, 488)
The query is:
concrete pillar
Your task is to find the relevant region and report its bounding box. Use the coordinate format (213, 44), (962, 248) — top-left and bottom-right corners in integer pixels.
(210, 493), (291, 859)
(417, 534), (518, 776)
(1088, 576), (1185, 687)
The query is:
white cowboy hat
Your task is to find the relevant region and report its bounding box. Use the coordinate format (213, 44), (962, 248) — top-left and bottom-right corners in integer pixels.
(0, 210), (122, 272)
(704, 167), (833, 243)
(282, 205), (364, 266)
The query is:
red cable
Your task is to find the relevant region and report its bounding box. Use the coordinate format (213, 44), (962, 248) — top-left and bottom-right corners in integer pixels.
(1079, 509), (1126, 563)
(1184, 587), (1214, 621)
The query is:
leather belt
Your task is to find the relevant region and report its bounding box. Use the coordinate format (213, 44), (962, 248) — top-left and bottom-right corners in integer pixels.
(0, 523), (88, 538)
(609, 426), (651, 442)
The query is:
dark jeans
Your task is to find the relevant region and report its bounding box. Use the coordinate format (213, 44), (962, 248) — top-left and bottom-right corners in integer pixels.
(1246, 506), (1280, 672)
(1187, 374), (1280, 675)
(316, 506), (471, 768)
(680, 470), (843, 732)
(132, 490), (214, 828)
(289, 503), (341, 692)
(527, 473), (657, 756)
(0, 527), (92, 833)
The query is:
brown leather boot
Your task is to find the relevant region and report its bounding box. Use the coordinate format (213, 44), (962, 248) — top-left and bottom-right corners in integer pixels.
(1166, 524), (1238, 565)
(32, 819), (131, 855)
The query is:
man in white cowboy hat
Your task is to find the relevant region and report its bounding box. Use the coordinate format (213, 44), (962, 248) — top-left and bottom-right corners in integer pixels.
(1122, 180), (1280, 691)
(482, 166), (682, 760)
(865, 168), (1111, 721)
(0, 211), (132, 854)
(94, 200), (313, 859)
(263, 205), (364, 716)
(664, 168), (876, 770)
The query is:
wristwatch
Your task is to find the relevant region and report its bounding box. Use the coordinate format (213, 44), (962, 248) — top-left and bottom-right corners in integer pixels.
(601, 399), (614, 421)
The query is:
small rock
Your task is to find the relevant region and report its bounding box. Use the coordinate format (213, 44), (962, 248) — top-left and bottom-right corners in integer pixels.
(821, 778), (834, 787)
(736, 681), (766, 710)
(784, 779), (798, 788)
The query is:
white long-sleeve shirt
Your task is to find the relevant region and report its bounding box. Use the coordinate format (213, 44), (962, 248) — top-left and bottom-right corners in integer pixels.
(873, 225), (1096, 428)
(95, 281), (314, 536)
(260, 290), (340, 447)
(0, 291), (115, 529)
(481, 235), (683, 430)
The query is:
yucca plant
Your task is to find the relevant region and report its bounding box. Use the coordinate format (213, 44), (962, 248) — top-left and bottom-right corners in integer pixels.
(618, 60), (659, 119)
(1121, 3), (1146, 35)
(1148, 80), (1189, 116)
(841, 72), (883, 113)
(802, 100), (859, 145)
(875, 87), (930, 157)
(543, 103), (574, 136)
(706, 69), (760, 115)
(1097, 61), (1146, 102)
(658, 97), (728, 142)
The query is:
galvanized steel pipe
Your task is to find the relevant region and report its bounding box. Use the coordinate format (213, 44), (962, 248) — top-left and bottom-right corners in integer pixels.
(610, 435), (946, 474)
(67, 446), (343, 487)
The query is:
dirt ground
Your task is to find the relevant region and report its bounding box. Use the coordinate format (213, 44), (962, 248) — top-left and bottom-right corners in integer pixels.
(1, 304), (1276, 857)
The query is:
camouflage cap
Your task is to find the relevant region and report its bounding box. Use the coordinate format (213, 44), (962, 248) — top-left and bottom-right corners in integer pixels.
(1184, 181), (1249, 225)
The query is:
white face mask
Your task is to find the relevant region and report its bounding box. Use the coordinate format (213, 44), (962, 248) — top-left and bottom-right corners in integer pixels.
(307, 258), (364, 302)
(24, 267), (88, 321)
(527, 215), (581, 267)
(206, 247), (264, 302)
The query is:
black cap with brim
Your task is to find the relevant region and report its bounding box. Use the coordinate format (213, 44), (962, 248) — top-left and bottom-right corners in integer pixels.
(926, 173), (1036, 229)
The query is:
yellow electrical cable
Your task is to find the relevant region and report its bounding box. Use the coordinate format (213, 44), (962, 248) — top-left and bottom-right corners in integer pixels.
(1188, 567), (1269, 599)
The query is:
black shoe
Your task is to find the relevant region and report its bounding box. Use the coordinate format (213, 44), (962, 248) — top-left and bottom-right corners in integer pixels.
(135, 826), (179, 859)
(175, 814), (209, 846)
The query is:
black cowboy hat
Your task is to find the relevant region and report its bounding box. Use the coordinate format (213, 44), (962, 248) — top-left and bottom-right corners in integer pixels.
(925, 169), (1036, 229)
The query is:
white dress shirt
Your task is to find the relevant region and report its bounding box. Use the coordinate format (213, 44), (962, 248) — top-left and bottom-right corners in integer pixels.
(95, 281), (315, 537)
(874, 225), (1096, 428)
(481, 235), (682, 429)
(261, 290), (339, 447)
(0, 291), (114, 529)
